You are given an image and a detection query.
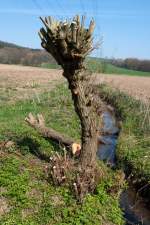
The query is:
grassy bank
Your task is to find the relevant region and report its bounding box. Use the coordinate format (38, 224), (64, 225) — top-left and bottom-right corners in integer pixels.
(98, 84), (150, 199)
(0, 84), (124, 225)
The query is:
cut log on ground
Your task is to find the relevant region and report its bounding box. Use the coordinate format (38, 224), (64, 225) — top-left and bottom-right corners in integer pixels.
(25, 113), (81, 155)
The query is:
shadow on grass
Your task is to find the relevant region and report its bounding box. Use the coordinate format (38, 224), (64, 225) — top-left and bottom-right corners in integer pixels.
(16, 136), (61, 162)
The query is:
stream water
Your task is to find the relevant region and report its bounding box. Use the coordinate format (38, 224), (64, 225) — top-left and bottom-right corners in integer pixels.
(98, 111), (150, 225)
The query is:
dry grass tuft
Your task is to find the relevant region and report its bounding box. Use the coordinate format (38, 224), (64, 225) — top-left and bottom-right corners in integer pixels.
(46, 151), (104, 202)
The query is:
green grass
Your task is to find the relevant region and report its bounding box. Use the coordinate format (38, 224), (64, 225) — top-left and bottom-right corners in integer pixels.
(98, 84), (150, 196)
(0, 84), (124, 225)
(86, 58), (150, 77)
(41, 62), (61, 70)
(104, 63), (150, 76)
(0, 155), (124, 225)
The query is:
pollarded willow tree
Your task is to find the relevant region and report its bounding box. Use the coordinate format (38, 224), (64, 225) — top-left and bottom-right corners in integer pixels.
(26, 15), (104, 200)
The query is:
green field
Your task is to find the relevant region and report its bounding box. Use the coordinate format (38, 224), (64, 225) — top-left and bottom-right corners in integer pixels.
(86, 58), (150, 76)
(41, 62), (61, 70)
(0, 84), (124, 225)
(104, 63), (150, 76)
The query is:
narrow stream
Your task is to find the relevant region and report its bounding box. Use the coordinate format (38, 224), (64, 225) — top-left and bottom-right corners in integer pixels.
(98, 111), (150, 225)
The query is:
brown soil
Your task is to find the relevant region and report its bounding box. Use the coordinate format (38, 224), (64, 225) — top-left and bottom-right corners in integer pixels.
(0, 197), (11, 217)
(0, 64), (149, 103)
(0, 64), (63, 103)
(94, 73), (150, 103)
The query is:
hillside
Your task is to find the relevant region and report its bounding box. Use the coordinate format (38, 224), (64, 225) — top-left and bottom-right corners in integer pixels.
(0, 40), (150, 77)
(0, 40), (22, 49)
(87, 58), (150, 77)
(0, 40), (56, 66)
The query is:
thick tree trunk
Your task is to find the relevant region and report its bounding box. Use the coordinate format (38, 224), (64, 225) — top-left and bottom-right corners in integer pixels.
(64, 68), (98, 168)
(38, 15), (101, 171)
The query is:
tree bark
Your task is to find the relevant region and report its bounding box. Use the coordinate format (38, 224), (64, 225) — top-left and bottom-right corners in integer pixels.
(63, 68), (98, 168)
(38, 15), (102, 170)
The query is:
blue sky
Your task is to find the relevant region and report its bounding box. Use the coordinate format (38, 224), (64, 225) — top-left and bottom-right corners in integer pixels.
(0, 0), (150, 59)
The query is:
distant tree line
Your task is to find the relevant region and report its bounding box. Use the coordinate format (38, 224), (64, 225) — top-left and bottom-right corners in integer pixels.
(0, 40), (56, 66)
(111, 58), (150, 72)
(0, 40), (21, 49)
